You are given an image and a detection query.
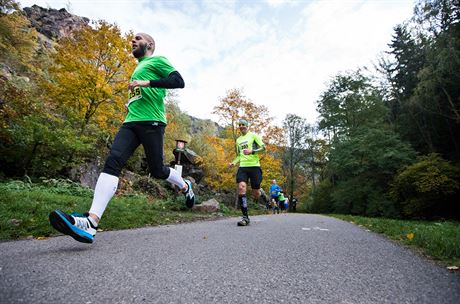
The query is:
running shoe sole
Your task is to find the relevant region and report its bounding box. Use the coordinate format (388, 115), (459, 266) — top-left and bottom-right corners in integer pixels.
(184, 180), (195, 208)
(237, 220), (250, 226)
(49, 210), (94, 244)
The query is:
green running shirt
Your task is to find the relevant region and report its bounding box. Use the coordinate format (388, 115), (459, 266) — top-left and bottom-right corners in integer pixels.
(124, 56), (176, 124)
(232, 132), (265, 167)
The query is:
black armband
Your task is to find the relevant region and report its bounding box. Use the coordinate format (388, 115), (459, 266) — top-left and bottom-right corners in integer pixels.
(252, 145), (266, 155)
(149, 71), (185, 89)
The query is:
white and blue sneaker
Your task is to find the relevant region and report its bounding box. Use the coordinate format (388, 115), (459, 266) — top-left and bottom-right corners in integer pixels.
(237, 216), (250, 226)
(49, 210), (96, 243)
(184, 179), (195, 208)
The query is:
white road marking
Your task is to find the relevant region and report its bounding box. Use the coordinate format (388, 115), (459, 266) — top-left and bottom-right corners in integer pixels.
(302, 227), (329, 231)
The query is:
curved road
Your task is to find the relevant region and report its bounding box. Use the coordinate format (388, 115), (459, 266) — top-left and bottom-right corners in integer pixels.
(1, 214), (459, 303)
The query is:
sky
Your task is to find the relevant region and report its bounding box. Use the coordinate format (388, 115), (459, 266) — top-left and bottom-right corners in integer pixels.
(19, 0), (415, 126)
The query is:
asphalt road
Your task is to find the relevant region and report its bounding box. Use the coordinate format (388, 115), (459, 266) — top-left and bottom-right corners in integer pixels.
(0, 213), (459, 304)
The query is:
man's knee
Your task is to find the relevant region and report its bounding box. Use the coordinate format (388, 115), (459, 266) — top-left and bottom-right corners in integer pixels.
(103, 154), (124, 177)
(238, 182), (247, 194)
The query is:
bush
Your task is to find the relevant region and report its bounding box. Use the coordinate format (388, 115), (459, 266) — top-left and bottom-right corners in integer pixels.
(390, 153), (460, 219)
(307, 180), (334, 213)
(332, 176), (400, 217)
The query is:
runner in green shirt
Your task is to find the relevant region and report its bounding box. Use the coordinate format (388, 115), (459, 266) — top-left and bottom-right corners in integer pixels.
(229, 118), (266, 226)
(49, 32), (195, 244)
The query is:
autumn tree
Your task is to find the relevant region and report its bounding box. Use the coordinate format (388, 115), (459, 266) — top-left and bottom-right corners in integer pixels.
(198, 136), (235, 191)
(213, 88), (279, 143)
(44, 20), (135, 136)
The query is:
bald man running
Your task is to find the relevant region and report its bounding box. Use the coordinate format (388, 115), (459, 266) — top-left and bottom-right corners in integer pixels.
(49, 32), (195, 244)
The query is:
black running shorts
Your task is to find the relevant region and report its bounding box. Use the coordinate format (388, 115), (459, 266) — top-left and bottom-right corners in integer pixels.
(236, 166), (263, 189)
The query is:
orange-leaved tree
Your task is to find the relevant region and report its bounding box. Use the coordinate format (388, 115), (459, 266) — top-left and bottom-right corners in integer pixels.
(199, 135), (235, 190)
(44, 20), (135, 136)
(213, 88), (275, 142)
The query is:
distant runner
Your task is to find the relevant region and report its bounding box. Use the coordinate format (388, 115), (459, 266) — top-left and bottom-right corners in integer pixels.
(269, 179), (282, 208)
(278, 191), (286, 213)
(229, 118), (266, 226)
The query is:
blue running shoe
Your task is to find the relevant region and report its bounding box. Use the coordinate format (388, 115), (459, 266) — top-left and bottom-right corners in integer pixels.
(49, 210), (96, 243)
(184, 179), (195, 208)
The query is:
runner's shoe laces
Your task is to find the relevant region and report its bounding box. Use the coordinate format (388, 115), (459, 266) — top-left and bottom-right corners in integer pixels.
(71, 213), (96, 235)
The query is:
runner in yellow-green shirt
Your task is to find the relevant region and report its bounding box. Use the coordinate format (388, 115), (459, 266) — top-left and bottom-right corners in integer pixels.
(229, 118), (266, 226)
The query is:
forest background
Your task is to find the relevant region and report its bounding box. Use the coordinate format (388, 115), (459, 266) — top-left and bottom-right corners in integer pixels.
(1, 0), (459, 220)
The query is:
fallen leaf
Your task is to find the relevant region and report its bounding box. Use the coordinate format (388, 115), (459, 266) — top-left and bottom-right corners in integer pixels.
(9, 219), (22, 226)
(36, 236), (48, 240)
(406, 232), (415, 240)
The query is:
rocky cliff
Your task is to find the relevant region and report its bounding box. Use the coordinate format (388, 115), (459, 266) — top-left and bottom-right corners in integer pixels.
(23, 5), (89, 40)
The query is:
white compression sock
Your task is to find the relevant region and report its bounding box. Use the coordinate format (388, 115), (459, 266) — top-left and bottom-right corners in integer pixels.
(89, 172), (119, 219)
(166, 168), (187, 190)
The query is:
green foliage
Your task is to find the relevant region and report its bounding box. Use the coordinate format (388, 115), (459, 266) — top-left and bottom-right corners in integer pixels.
(325, 126), (416, 216)
(331, 177), (399, 218)
(409, 19), (460, 160)
(332, 177), (375, 214)
(307, 179), (334, 213)
(315, 0), (460, 220)
(390, 153), (460, 219)
(317, 70), (388, 140)
(311, 125), (416, 217)
(330, 127), (416, 179)
(1, 110), (95, 176)
(382, 0), (460, 161)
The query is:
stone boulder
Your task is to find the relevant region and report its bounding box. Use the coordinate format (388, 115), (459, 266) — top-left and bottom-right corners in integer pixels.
(132, 175), (168, 199)
(69, 157), (104, 189)
(192, 198), (220, 213)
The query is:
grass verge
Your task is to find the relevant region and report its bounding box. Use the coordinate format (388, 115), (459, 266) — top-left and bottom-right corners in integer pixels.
(330, 214), (460, 268)
(0, 180), (255, 241)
